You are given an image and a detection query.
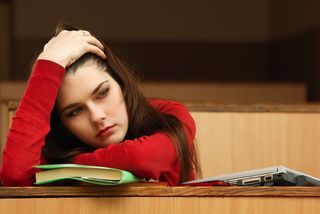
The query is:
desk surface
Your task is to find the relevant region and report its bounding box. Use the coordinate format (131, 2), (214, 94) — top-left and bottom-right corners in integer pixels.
(1, 186), (320, 198)
(1, 186), (320, 214)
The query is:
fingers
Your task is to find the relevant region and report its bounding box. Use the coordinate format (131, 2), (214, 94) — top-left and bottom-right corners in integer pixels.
(39, 29), (107, 67)
(43, 30), (105, 55)
(80, 30), (91, 37)
(83, 36), (105, 52)
(73, 30), (106, 58)
(79, 31), (106, 58)
(86, 44), (107, 59)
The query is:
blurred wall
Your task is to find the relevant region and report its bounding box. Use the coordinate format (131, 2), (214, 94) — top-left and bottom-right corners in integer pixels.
(14, 0), (269, 42)
(12, 0), (271, 81)
(0, 1), (11, 80)
(269, 0), (320, 40)
(4, 0), (320, 85)
(268, 0), (320, 99)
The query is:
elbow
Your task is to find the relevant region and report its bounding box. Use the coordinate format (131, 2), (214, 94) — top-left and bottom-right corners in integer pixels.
(134, 167), (162, 181)
(0, 165), (34, 186)
(130, 157), (173, 181)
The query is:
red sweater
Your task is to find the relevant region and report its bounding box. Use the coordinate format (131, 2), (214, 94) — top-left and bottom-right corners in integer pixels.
(0, 60), (196, 186)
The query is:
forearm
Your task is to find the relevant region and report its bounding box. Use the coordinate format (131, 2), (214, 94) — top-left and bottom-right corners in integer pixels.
(0, 60), (65, 186)
(73, 133), (178, 180)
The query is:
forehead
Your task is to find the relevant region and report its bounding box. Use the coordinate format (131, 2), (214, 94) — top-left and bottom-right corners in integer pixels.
(57, 62), (114, 106)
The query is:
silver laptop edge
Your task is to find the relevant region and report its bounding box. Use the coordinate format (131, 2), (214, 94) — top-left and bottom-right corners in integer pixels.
(184, 165), (320, 185)
(184, 166), (281, 184)
(283, 167), (320, 186)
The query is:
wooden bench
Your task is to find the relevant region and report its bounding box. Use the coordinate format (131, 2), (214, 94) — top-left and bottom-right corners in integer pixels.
(139, 81), (306, 103)
(0, 80), (307, 104)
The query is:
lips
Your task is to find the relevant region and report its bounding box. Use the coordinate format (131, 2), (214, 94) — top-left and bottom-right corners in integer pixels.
(96, 125), (116, 137)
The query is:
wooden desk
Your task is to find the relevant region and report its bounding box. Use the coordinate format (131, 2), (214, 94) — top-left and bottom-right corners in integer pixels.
(1, 186), (320, 213)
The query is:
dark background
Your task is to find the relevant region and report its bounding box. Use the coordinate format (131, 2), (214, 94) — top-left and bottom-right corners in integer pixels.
(2, 0), (320, 100)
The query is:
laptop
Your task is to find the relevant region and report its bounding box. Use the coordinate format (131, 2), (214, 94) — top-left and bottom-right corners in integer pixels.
(183, 166), (320, 186)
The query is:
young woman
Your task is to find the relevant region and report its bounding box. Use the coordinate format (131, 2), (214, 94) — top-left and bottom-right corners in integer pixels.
(0, 25), (201, 186)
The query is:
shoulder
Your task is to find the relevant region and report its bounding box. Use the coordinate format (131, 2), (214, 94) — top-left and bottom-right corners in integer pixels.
(149, 99), (196, 139)
(149, 99), (188, 113)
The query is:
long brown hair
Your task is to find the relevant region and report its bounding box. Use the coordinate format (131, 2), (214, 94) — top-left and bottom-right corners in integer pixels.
(42, 24), (201, 183)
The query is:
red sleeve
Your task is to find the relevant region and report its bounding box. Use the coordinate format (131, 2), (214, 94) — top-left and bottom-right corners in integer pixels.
(73, 132), (178, 179)
(0, 60), (65, 186)
(149, 99), (196, 140)
(73, 99), (196, 185)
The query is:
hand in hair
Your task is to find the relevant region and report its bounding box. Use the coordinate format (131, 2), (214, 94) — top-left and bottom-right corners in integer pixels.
(38, 30), (107, 68)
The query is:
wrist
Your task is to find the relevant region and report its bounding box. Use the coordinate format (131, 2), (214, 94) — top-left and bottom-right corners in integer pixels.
(37, 53), (67, 68)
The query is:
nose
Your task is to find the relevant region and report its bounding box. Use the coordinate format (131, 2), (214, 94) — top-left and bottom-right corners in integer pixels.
(88, 103), (107, 124)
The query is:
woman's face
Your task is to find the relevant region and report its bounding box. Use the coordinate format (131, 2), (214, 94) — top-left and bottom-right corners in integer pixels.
(56, 61), (129, 148)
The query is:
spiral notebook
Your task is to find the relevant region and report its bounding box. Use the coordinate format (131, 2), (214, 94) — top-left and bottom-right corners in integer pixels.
(183, 166), (320, 186)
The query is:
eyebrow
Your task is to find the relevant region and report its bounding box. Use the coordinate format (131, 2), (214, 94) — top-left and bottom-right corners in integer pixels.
(59, 80), (109, 115)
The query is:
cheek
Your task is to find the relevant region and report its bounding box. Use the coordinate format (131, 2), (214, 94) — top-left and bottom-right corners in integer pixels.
(116, 97), (128, 120)
(62, 117), (89, 136)
(109, 88), (128, 118)
(108, 95), (128, 130)
(120, 102), (129, 132)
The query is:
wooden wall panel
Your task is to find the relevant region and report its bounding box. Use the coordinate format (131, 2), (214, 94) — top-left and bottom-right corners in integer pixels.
(192, 112), (320, 178)
(1, 197), (320, 214)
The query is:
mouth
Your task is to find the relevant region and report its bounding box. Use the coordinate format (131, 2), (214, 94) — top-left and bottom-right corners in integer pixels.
(96, 125), (116, 137)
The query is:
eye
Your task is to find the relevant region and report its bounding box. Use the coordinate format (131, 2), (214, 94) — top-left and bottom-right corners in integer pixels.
(96, 87), (110, 99)
(66, 107), (82, 117)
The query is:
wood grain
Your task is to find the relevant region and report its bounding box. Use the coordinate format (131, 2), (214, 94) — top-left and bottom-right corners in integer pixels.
(1, 186), (320, 198)
(192, 112), (320, 178)
(1, 196), (320, 214)
(187, 102), (320, 112)
(139, 82), (306, 104)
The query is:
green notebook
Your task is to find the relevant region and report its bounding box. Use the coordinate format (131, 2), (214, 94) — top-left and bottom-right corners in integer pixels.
(34, 164), (141, 185)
